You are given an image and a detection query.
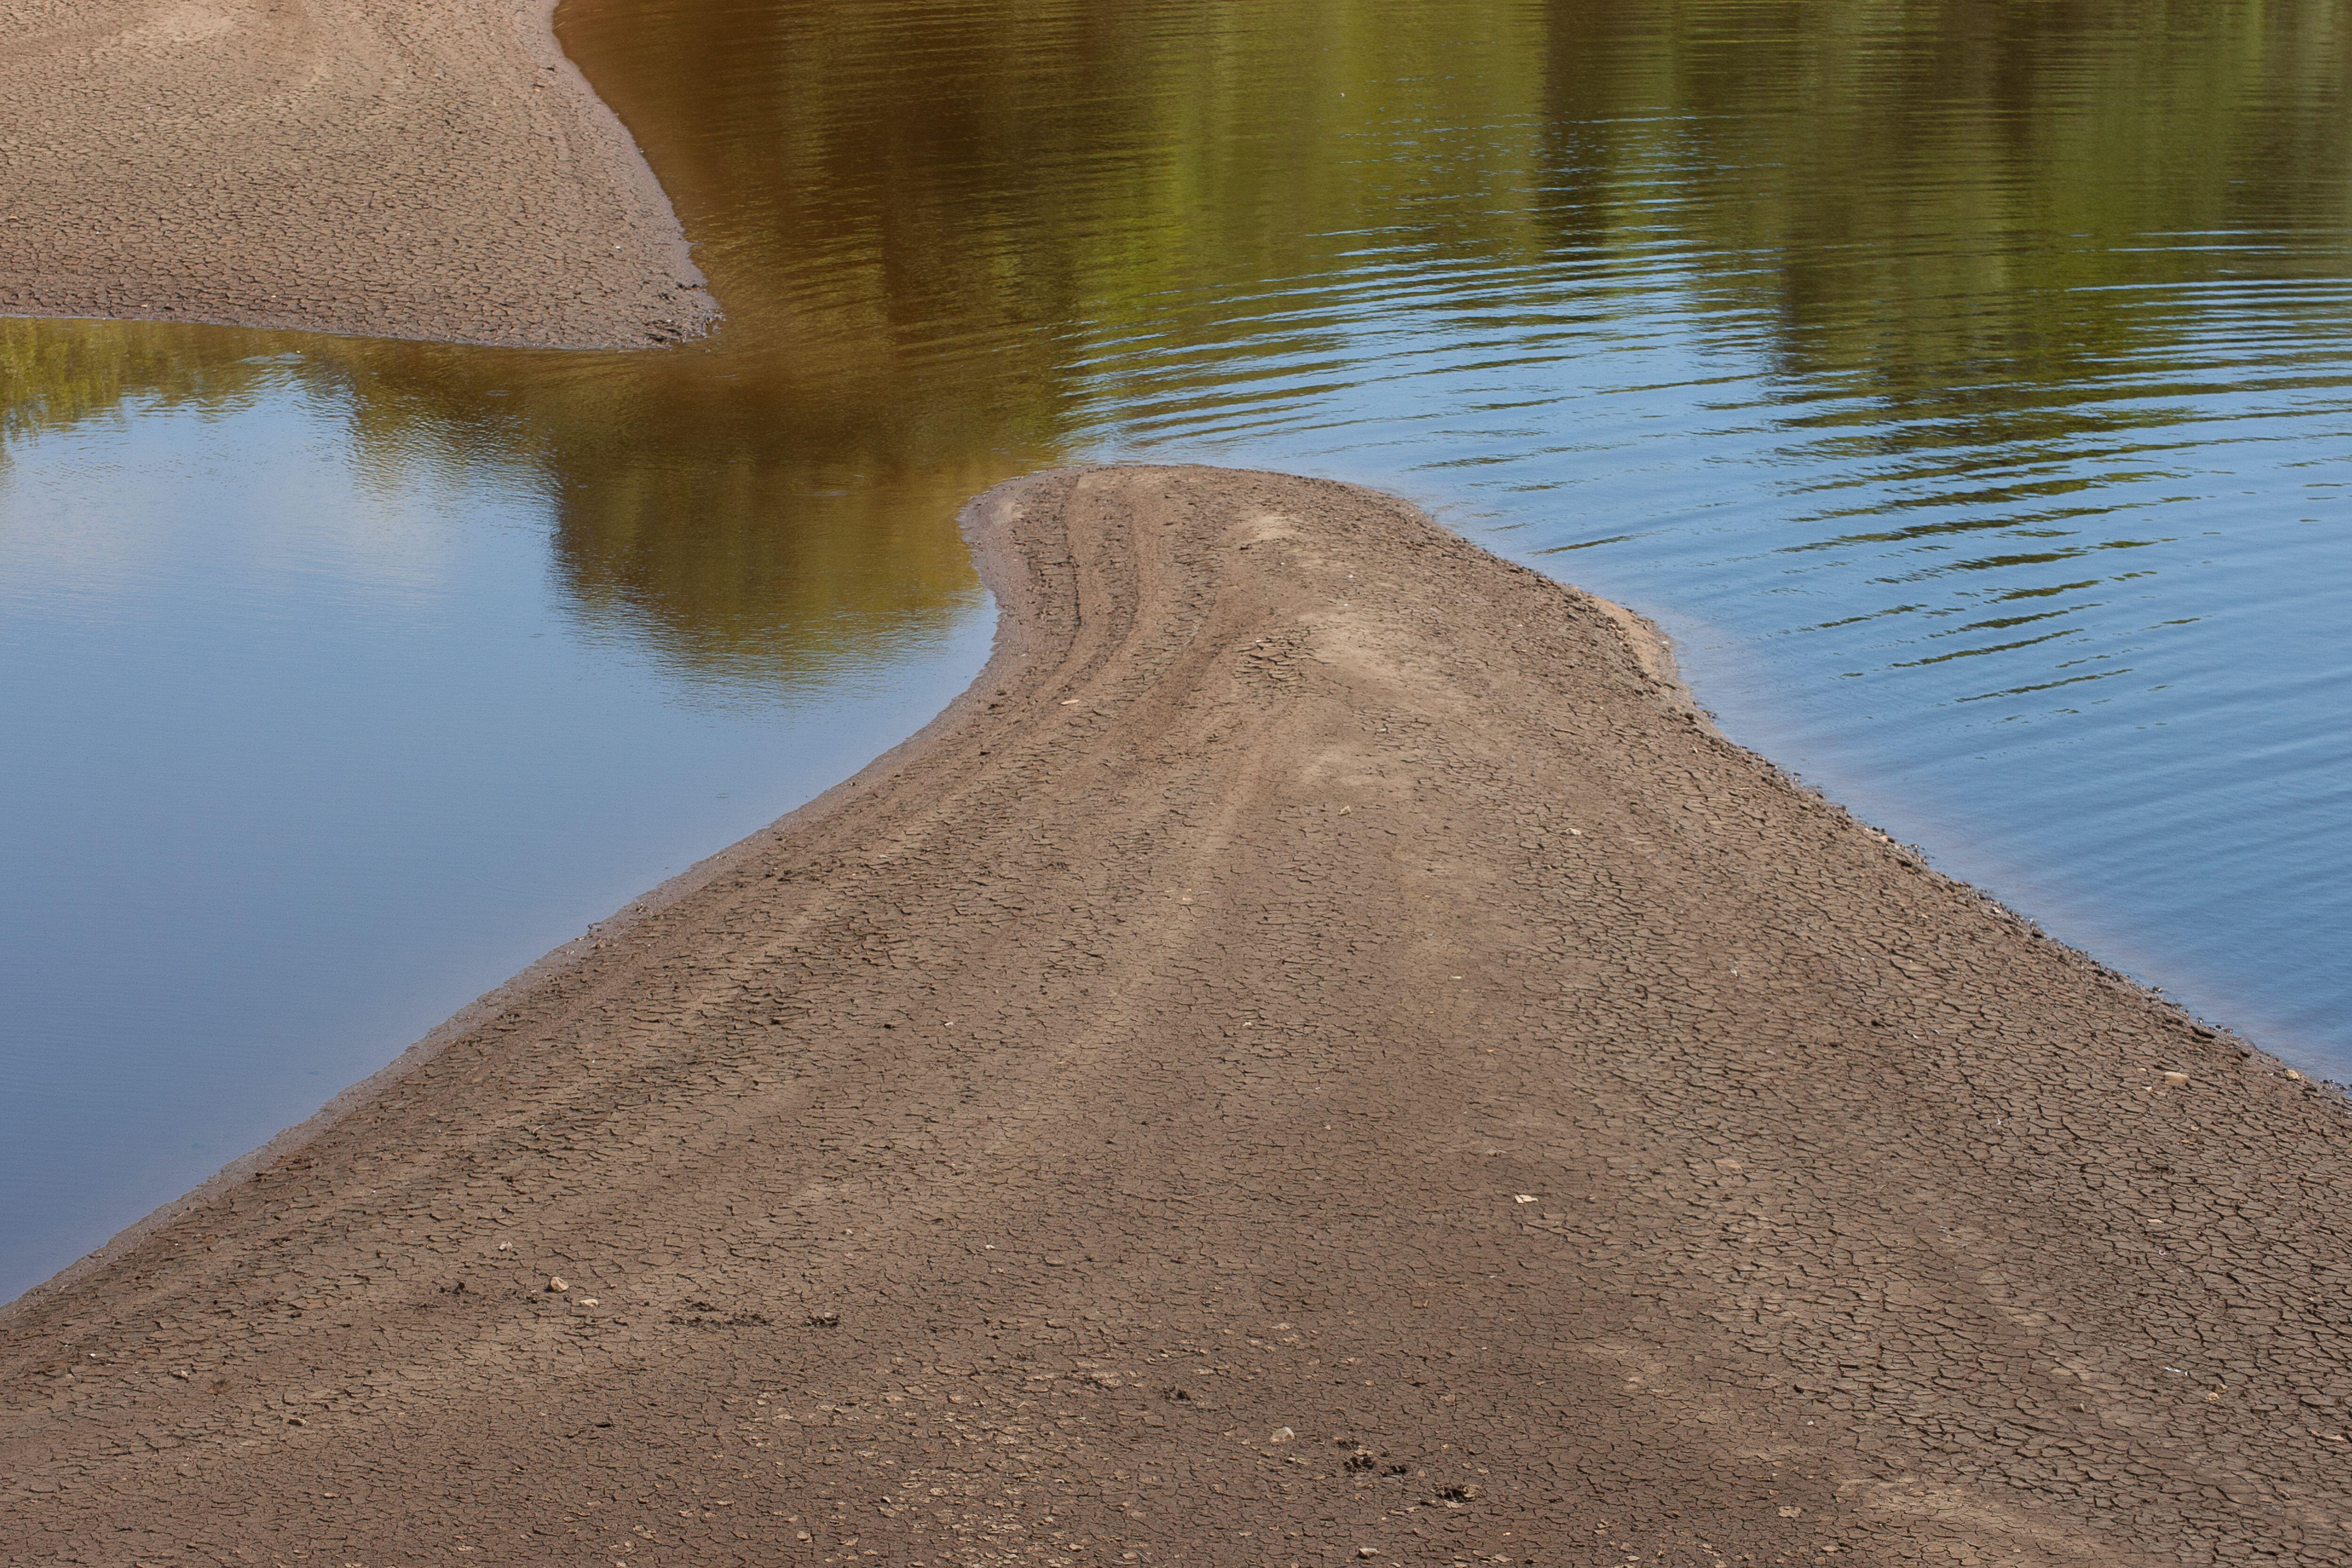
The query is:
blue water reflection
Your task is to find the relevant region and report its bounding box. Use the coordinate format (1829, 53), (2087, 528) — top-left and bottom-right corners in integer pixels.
(0, 374), (991, 1300)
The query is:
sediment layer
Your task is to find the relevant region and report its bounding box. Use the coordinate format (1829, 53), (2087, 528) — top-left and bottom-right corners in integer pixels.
(0, 0), (712, 348)
(3, 467), (2347, 1565)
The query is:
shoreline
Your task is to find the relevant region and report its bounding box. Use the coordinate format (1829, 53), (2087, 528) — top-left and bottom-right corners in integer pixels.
(5, 466), (2346, 1563)
(0, 0), (714, 349)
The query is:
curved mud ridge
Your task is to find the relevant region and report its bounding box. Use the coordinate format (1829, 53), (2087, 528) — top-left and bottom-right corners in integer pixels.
(0, 0), (711, 348)
(2, 467), (2347, 1565)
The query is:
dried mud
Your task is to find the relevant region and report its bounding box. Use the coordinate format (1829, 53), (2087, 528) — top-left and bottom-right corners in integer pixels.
(0, 0), (712, 348)
(4, 467), (2350, 1565)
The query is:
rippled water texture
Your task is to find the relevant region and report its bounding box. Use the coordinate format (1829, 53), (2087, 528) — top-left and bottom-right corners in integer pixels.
(5, 0), (2350, 1297)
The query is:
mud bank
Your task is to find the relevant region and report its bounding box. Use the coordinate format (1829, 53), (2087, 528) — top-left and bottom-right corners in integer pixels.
(3, 468), (2347, 1565)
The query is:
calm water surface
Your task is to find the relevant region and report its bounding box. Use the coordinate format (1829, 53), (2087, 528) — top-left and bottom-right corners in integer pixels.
(4, 0), (2349, 1299)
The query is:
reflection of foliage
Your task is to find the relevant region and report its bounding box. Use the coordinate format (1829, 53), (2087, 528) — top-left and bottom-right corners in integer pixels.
(0, 318), (282, 442)
(577, 0), (1551, 356)
(7, 0), (2350, 684)
(311, 340), (1004, 694)
(1539, 0), (2352, 413)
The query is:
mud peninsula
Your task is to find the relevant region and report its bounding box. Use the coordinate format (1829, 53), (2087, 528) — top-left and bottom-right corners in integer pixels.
(2, 467), (2346, 1565)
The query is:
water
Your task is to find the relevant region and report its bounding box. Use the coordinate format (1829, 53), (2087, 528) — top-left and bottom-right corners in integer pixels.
(4, 0), (2349, 1299)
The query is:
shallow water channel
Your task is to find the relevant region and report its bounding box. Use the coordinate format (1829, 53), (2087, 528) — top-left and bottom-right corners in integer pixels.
(4, 0), (2350, 1301)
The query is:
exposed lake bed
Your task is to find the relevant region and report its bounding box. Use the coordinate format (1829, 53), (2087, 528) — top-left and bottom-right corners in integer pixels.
(4, 0), (2352, 1558)
(10, 464), (2349, 1564)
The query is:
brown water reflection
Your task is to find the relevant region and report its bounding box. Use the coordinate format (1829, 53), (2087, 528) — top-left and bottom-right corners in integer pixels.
(1541, 0), (2352, 396)
(11, 0), (2349, 684)
(1, 315), (995, 693)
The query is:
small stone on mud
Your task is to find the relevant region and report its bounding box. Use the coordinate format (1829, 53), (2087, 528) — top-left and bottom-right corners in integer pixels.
(2163, 1071), (2190, 1086)
(1269, 1426), (1294, 1443)
(548, 1277), (569, 1292)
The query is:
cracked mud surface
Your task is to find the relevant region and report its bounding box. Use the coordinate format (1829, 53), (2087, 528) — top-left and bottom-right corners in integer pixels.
(3, 466), (2349, 1565)
(0, 0), (712, 347)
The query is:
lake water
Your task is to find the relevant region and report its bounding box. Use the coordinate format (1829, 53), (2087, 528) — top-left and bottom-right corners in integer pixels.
(4, 0), (2349, 1301)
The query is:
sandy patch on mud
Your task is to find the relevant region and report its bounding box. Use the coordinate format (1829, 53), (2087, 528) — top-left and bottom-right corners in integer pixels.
(0, 0), (711, 347)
